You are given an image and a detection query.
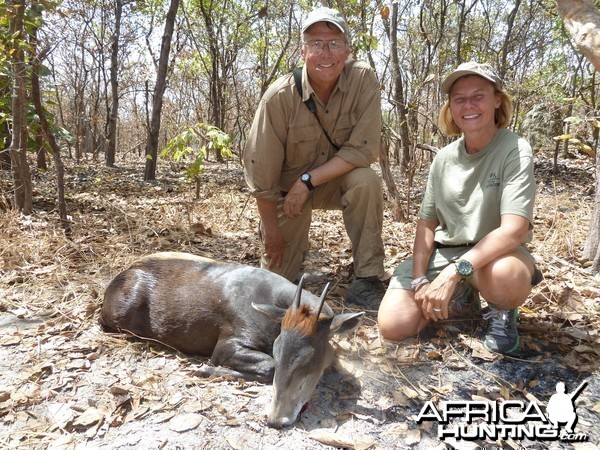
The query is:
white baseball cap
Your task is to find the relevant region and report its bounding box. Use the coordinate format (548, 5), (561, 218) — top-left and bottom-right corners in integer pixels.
(441, 61), (503, 94)
(302, 7), (348, 34)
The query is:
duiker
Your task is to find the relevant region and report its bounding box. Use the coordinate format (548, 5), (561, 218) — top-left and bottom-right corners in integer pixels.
(99, 252), (364, 427)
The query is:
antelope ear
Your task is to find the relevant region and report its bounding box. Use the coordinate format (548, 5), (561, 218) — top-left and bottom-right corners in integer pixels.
(326, 311), (365, 336)
(251, 303), (287, 323)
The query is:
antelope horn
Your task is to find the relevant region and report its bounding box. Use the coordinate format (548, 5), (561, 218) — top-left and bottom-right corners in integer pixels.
(294, 274), (306, 309)
(316, 282), (330, 318)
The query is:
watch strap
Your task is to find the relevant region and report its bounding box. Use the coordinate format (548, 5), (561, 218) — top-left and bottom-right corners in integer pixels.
(300, 173), (314, 190)
(451, 257), (473, 280)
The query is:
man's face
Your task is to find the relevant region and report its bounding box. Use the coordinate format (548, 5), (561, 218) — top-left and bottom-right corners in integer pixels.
(301, 22), (350, 87)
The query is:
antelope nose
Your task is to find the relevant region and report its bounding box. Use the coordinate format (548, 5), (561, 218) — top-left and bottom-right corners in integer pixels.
(267, 419), (283, 429)
(267, 415), (294, 429)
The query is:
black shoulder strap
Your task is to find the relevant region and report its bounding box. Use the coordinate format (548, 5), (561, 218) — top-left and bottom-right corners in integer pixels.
(293, 67), (316, 113)
(292, 67), (339, 150)
(293, 67), (303, 96)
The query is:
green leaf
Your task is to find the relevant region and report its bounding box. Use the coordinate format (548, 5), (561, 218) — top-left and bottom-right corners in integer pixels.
(161, 122), (231, 189)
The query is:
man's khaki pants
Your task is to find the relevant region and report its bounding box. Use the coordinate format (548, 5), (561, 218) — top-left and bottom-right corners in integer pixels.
(260, 167), (385, 282)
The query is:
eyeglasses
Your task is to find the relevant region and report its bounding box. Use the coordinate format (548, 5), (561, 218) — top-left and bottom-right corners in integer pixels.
(303, 39), (347, 55)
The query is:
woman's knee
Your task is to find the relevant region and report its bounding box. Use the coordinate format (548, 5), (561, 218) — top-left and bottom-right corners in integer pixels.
(476, 255), (534, 307)
(377, 290), (424, 341)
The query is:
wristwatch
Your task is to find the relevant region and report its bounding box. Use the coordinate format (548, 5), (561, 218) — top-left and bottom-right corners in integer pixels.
(451, 257), (474, 281)
(300, 173), (314, 191)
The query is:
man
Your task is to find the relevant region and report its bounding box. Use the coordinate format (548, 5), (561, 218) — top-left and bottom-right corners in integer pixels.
(244, 7), (385, 308)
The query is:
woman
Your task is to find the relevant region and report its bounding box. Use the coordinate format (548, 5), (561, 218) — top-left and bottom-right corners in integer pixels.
(378, 61), (542, 354)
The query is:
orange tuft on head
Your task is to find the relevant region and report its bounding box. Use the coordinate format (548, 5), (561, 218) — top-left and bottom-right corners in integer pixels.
(281, 305), (317, 336)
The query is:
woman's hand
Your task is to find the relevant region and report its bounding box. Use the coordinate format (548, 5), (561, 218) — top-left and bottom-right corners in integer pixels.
(416, 265), (460, 321)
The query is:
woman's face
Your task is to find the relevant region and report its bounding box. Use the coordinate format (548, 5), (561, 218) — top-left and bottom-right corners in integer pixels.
(449, 75), (501, 135)
(301, 22), (350, 87)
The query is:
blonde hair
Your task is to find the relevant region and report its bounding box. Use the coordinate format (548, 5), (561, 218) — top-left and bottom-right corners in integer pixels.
(438, 85), (513, 137)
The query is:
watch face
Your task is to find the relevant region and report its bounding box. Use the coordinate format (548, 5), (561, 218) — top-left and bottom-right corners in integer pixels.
(455, 259), (473, 277)
(301, 174), (309, 182)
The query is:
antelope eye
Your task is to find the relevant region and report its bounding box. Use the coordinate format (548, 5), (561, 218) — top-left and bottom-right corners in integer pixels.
(289, 346), (314, 370)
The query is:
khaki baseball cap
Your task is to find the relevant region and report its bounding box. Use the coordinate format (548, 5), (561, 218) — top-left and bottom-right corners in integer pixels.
(441, 61), (502, 94)
(302, 7), (348, 34)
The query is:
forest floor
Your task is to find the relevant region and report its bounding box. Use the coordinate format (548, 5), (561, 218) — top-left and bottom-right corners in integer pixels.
(0, 152), (598, 450)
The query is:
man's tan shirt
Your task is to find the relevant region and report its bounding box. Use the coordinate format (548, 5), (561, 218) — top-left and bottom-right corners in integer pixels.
(244, 60), (382, 202)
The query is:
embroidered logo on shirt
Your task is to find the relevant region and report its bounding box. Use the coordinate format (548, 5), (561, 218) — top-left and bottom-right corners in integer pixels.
(486, 172), (501, 188)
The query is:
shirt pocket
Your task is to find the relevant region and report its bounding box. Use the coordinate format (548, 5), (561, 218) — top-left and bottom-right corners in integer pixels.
(332, 113), (357, 144)
(286, 124), (319, 168)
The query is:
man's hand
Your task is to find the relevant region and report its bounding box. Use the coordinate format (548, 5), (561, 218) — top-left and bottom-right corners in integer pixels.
(256, 198), (288, 270)
(282, 156), (355, 219)
(283, 180), (310, 218)
(263, 228), (287, 270)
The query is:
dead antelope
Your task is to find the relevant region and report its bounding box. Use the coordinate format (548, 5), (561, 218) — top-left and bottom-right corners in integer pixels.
(99, 252), (364, 428)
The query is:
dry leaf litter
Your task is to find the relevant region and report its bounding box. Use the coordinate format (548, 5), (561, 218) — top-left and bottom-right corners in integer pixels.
(0, 154), (598, 449)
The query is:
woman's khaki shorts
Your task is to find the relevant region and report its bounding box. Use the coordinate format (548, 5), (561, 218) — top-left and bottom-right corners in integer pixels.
(388, 245), (542, 290)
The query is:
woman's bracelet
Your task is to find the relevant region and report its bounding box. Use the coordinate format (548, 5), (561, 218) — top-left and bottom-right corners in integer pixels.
(410, 276), (430, 291)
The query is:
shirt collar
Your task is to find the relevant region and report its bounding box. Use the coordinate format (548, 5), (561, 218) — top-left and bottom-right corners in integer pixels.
(302, 60), (350, 102)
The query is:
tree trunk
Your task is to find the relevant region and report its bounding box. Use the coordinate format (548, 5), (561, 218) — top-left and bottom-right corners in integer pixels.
(8, 0), (32, 214)
(380, 126), (405, 222)
(0, 127), (10, 170)
(498, 0), (521, 79)
(456, 0), (479, 64)
(31, 50), (71, 234)
(36, 131), (47, 170)
(556, 0), (600, 273)
(198, 2), (225, 161)
(582, 141), (600, 272)
(556, 0), (600, 72)
(144, 0), (180, 181)
(387, 3), (411, 171)
(383, 3), (410, 170)
(106, 0), (123, 167)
